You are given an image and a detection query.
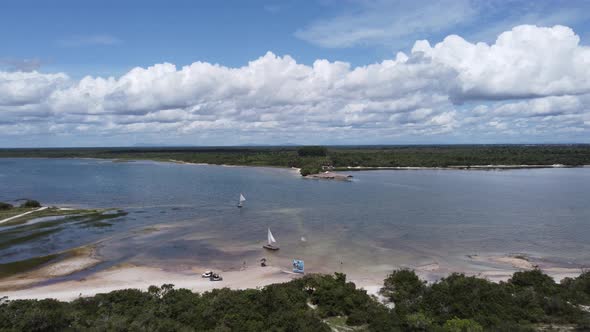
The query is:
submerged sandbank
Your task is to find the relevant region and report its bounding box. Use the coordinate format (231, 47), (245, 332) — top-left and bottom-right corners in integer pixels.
(0, 246), (100, 291)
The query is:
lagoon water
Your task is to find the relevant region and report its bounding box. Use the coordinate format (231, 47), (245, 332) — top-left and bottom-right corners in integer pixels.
(1, 158), (589, 279)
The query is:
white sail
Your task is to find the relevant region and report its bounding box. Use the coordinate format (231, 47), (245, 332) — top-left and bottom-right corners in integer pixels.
(239, 194), (246, 202)
(267, 228), (276, 244)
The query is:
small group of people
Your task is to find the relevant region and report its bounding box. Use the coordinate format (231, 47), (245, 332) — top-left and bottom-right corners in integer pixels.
(201, 257), (272, 283)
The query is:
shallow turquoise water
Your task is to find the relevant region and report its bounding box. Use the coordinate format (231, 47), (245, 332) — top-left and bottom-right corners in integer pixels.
(1, 158), (589, 277)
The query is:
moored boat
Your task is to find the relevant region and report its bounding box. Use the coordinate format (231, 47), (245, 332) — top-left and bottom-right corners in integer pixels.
(263, 228), (279, 250)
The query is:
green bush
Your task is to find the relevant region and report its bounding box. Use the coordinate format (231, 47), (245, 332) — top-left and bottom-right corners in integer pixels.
(561, 271), (590, 305)
(0, 202), (13, 210)
(20, 200), (41, 208)
(420, 273), (515, 327)
(381, 269), (426, 299)
(443, 318), (483, 332)
(508, 268), (558, 296)
(381, 269), (426, 317)
(300, 166), (321, 176)
(405, 312), (435, 331)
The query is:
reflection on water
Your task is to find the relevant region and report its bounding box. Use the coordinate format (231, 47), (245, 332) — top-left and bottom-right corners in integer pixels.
(1, 158), (589, 277)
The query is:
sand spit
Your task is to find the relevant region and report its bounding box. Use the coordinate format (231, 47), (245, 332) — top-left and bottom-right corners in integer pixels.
(463, 254), (584, 282)
(168, 159), (210, 166)
(305, 171), (352, 181)
(0, 207), (48, 225)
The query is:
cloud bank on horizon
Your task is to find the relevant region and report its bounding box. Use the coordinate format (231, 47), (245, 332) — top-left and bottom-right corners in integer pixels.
(1, 25), (589, 146)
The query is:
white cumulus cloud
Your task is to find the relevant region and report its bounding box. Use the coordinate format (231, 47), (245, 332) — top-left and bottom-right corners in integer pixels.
(0, 71), (68, 106)
(0, 25), (589, 146)
(412, 25), (590, 101)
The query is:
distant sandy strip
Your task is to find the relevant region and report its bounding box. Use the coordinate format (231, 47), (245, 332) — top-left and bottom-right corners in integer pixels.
(168, 159), (210, 165)
(340, 164), (587, 171)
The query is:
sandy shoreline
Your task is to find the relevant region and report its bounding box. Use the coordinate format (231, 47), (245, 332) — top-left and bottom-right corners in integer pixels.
(163, 159), (590, 176)
(1, 265), (301, 301)
(304, 171), (352, 181)
(1, 251), (585, 302)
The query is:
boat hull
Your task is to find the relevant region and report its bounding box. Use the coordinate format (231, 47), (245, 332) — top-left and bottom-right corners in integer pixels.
(263, 244), (279, 251)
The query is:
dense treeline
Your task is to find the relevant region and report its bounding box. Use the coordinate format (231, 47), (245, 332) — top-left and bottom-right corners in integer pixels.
(297, 146), (328, 157)
(1, 269), (589, 331)
(1, 145), (589, 175)
(382, 269), (590, 331)
(330, 145), (590, 168)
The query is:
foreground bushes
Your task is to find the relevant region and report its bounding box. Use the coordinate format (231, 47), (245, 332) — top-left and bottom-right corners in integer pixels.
(1, 270), (589, 331)
(0, 274), (387, 332)
(381, 269), (590, 331)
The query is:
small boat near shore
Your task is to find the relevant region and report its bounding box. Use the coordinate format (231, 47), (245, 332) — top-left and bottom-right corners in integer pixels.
(263, 228), (279, 250)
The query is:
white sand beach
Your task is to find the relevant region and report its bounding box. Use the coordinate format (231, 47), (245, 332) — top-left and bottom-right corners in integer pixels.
(1, 251), (585, 302)
(1, 265), (299, 301)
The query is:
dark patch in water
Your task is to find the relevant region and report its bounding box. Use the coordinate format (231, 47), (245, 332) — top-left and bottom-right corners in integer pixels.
(0, 253), (62, 278)
(72, 211), (127, 226)
(81, 221), (112, 228)
(0, 228), (63, 250)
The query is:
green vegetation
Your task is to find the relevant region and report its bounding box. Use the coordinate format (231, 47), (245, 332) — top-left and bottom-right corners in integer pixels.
(0, 202), (13, 210)
(1, 144), (589, 176)
(1, 270), (589, 331)
(298, 146), (328, 157)
(0, 207), (33, 221)
(300, 160), (326, 176)
(0, 206), (110, 226)
(0, 199), (43, 221)
(442, 318), (483, 332)
(380, 269), (590, 331)
(20, 199), (41, 208)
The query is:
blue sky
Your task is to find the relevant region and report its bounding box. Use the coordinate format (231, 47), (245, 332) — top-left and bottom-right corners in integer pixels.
(3, 0), (590, 75)
(2, 0), (354, 76)
(1, 0), (590, 146)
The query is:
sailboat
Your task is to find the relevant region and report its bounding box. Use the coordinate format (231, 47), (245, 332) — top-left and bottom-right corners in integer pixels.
(263, 228), (279, 250)
(237, 193), (246, 208)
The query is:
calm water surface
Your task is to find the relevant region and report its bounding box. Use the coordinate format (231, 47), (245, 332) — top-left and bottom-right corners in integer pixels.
(1, 158), (589, 278)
